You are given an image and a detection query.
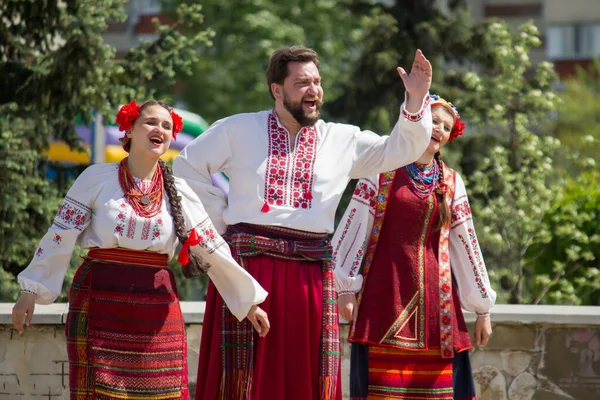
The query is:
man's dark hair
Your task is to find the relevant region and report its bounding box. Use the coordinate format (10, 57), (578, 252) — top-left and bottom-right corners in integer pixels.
(266, 46), (320, 100)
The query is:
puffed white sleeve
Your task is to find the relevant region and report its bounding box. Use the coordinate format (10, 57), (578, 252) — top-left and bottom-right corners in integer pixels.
(449, 172), (497, 315)
(331, 177), (378, 295)
(176, 177), (268, 321)
(173, 118), (231, 234)
(17, 165), (106, 304)
(349, 94), (433, 178)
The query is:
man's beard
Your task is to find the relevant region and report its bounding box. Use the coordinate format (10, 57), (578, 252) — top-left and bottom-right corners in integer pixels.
(283, 93), (322, 127)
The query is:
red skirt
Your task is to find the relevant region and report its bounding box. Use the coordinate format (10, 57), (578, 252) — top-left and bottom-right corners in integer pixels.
(195, 254), (342, 400)
(65, 248), (188, 400)
(366, 346), (453, 399)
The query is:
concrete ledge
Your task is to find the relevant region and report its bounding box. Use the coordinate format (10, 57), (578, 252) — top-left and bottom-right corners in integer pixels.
(0, 302), (598, 325)
(179, 301), (206, 323)
(0, 301), (206, 326)
(462, 304), (600, 325)
(0, 303), (68, 325)
(1, 302), (600, 399)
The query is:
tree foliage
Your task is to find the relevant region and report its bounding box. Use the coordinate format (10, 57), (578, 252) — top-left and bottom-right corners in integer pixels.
(528, 172), (600, 305)
(0, 0), (212, 301)
(3, 0), (597, 306)
(326, 0), (473, 133)
(553, 59), (600, 175)
(460, 21), (562, 304)
(168, 0), (366, 123)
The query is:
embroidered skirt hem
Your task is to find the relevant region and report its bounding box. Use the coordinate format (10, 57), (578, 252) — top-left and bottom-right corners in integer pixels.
(65, 248), (188, 400)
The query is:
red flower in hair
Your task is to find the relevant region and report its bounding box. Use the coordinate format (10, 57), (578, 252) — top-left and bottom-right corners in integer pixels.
(116, 100), (141, 132)
(449, 118), (465, 142)
(170, 109), (183, 140)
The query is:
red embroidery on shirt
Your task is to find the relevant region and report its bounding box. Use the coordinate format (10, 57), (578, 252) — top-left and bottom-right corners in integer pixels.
(332, 207), (362, 277)
(53, 234), (62, 245)
(55, 196), (91, 231)
(352, 179), (378, 214)
(203, 226), (216, 242)
(194, 217), (224, 254)
(127, 209), (136, 239)
(451, 195), (472, 229)
(115, 203), (127, 236)
(401, 94), (432, 122)
(36, 247), (43, 257)
(458, 230), (489, 299)
(151, 216), (162, 241)
(290, 131), (317, 209)
(263, 111), (318, 210)
(141, 218), (151, 240)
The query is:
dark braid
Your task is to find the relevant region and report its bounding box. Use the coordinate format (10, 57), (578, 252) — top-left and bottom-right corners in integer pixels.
(435, 152), (451, 231)
(159, 159), (211, 277)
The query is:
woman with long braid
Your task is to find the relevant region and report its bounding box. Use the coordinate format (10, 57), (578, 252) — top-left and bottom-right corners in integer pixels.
(332, 95), (496, 400)
(12, 100), (269, 399)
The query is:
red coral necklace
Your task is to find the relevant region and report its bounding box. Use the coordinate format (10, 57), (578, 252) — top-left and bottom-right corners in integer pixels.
(118, 158), (163, 217)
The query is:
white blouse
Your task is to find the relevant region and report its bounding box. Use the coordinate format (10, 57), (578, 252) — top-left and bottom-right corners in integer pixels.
(331, 172), (497, 315)
(17, 163), (267, 321)
(173, 95), (433, 234)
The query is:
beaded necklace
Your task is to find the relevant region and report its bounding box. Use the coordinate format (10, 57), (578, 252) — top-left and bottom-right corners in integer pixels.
(118, 158), (163, 217)
(401, 160), (440, 199)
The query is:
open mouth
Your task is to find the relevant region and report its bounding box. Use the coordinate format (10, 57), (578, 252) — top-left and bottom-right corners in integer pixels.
(304, 97), (322, 109)
(431, 136), (441, 143)
(149, 136), (164, 146)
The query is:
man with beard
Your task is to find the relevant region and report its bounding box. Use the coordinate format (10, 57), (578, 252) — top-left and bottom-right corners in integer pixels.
(173, 45), (433, 400)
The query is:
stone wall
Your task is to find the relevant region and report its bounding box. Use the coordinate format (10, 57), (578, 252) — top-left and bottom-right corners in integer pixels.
(0, 303), (598, 399)
(465, 306), (600, 400)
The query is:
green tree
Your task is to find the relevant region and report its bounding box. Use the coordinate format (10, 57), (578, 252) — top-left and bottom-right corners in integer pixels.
(0, 124), (62, 299)
(528, 172), (600, 305)
(326, 0), (473, 133)
(553, 59), (600, 174)
(168, 0), (366, 123)
(324, 0), (474, 223)
(459, 21), (562, 304)
(0, 0), (212, 301)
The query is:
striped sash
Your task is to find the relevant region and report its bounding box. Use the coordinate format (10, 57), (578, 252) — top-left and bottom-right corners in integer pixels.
(220, 223), (340, 400)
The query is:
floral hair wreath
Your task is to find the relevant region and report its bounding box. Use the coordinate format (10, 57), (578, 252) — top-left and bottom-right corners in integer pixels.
(116, 100), (184, 141)
(430, 94), (465, 142)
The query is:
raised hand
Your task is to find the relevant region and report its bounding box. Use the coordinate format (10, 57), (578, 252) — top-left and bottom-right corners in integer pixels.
(397, 49), (432, 106)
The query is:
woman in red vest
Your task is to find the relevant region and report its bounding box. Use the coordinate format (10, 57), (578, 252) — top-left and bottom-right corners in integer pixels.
(332, 94), (496, 400)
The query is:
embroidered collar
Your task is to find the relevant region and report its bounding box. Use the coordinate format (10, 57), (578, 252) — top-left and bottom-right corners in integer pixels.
(261, 110), (319, 212)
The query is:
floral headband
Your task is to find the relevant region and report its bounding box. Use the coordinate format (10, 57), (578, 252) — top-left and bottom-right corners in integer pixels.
(116, 100), (184, 149)
(430, 94), (465, 142)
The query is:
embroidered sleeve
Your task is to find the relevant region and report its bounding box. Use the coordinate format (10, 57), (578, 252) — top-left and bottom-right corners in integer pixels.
(17, 165), (104, 304)
(401, 93), (432, 122)
(349, 93), (433, 179)
(173, 118), (231, 234)
(449, 173), (497, 314)
(193, 234), (268, 322)
(193, 218), (225, 254)
(331, 177), (378, 295)
(451, 195), (472, 229)
(177, 177), (268, 321)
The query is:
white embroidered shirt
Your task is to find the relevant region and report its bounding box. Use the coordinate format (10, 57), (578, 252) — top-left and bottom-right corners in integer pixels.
(18, 163), (267, 321)
(173, 96), (433, 234)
